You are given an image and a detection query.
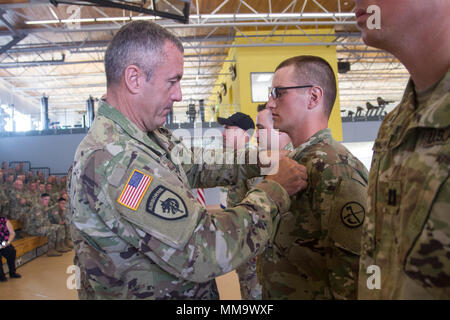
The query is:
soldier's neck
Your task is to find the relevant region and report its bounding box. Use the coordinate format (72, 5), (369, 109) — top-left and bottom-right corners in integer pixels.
(389, 23), (450, 91)
(290, 122), (327, 149)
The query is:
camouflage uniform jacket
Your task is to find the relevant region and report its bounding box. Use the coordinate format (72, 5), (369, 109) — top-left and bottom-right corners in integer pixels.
(0, 184), (8, 217)
(260, 128), (368, 299)
(68, 101), (291, 300)
(48, 205), (65, 225)
(358, 70), (450, 299)
(24, 202), (50, 234)
(7, 189), (24, 220)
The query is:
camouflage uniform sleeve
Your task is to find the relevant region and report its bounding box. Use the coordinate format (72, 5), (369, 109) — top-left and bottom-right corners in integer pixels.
(318, 164), (368, 300)
(403, 176), (450, 295)
(139, 180), (290, 283)
(182, 147), (261, 189)
(77, 148), (291, 284)
(226, 180), (250, 208)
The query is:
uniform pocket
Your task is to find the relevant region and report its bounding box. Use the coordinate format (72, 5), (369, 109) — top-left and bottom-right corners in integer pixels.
(403, 175), (449, 293)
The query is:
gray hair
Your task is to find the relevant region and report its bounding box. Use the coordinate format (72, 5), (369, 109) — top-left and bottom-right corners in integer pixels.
(105, 21), (184, 86)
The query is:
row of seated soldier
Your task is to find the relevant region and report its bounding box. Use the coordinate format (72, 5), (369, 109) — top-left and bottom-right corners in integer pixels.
(0, 161), (73, 262)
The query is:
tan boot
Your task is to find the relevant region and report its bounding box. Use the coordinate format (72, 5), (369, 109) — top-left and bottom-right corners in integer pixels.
(56, 240), (71, 253)
(47, 242), (62, 257)
(65, 238), (74, 249)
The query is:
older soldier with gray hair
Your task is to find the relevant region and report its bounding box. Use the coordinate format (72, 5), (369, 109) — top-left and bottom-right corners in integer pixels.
(354, 0), (450, 299)
(264, 55), (369, 299)
(68, 21), (308, 300)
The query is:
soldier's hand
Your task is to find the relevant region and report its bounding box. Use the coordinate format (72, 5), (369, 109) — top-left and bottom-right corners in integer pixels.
(20, 198), (26, 205)
(265, 158), (307, 196)
(258, 149), (292, 175)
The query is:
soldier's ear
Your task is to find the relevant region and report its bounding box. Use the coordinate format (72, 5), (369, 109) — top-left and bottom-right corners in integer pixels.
(307, 86), (323, 110)
(123, 65), (143, 94)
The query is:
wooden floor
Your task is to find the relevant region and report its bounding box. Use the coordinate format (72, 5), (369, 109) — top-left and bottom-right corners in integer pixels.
(0, 250), (241, 300)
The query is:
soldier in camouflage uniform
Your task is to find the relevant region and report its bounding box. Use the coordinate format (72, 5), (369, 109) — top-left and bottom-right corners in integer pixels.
(46, 182), (58, 207)
(7, 179), (27, 220)
(24, 193), (68, 257)
(48, 197), (73, 249)
(218, 112), (259, 300)
(223, 106), (293, 300)
(21, 182), (38, 220)
(27, 170), (38, 184)
(354, 0), (450, 299)
(0, 171), (7, 218)
(261, 55), (369, 299)
(1, 175), (14, 218)
(68, 21), (308, 300)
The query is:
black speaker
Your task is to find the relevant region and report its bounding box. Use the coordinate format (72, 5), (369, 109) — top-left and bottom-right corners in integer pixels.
(338, 61), (350, 74)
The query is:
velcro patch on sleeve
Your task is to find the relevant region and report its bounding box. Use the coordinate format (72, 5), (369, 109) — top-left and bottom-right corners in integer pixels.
(328, 175), (367, 254)
(146, 185), (188, 220)
(117, 169), (153, 211)
(114, 168), (200, 251)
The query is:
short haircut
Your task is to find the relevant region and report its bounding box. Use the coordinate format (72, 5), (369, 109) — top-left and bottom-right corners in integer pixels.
(41, 193), (50, 198)
(105, 21), (184, 86)
(275, 55), (337, 118)
(257, 103), (267, 112)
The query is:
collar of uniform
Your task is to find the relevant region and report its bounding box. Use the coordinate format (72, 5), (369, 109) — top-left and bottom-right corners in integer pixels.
(97, 101), (167, 157)
(382, 69), (449, 150)
(392, 69), (450, 130)
(289, 128), (332, 161)
(415, 68), (450, 129)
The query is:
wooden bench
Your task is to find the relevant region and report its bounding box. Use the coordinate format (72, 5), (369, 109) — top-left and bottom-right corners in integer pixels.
(1, 219), (47, 265)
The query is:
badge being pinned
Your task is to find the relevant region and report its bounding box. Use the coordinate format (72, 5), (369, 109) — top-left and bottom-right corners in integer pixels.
(117, 169), (153, 211)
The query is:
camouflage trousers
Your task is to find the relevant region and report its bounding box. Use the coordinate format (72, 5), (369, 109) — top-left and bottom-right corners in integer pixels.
(64, 224), (71, 242)
(29, 225), (65, 245)
(236, 257), (262, 300)
(73, 254), (96, 300)
(51, 223), (72, 242)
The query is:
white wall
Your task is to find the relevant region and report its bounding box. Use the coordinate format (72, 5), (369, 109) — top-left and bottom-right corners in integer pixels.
(0, 80), (41, 117)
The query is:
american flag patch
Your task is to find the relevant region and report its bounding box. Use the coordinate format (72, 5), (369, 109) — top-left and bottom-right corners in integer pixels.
(117, 169), (153, 211)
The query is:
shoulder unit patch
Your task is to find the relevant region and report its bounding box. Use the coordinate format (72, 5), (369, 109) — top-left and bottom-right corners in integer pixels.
(146, 185), (188, 220)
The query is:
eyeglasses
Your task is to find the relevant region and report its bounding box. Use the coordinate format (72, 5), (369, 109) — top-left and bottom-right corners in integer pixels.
(268, 85), (313, 100)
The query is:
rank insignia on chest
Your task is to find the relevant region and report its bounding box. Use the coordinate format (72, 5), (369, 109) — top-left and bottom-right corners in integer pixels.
(146, 185), (188, 220)
(117, 169), (153, 211)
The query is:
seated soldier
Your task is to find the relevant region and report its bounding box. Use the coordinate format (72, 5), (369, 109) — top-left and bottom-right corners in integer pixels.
(7, 179), (26, 220)
(48, 197), (73, 249)
(23, 193), (70, 257)
(0, 171), (7, 218)
(45, 182), (58, 207)
(1, 175), (14, 218)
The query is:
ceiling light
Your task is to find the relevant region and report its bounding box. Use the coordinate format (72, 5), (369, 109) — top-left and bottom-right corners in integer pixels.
(25, 20), (59, 25)
(96, 17), (131, 22)
(131, 16), (159, 21)
(60, 18), (96, 23)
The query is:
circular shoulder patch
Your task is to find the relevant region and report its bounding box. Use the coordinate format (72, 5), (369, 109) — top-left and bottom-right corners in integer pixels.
(340, 202), (365, 228)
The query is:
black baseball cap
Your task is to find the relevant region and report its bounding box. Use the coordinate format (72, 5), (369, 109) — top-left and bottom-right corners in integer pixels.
(217, 112), (255, 131)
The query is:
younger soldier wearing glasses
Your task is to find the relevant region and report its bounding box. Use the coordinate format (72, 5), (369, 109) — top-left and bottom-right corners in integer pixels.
(262, 55), (369, 299)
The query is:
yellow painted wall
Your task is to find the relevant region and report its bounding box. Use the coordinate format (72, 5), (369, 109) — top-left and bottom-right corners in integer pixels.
(208, 29), (343, 141)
